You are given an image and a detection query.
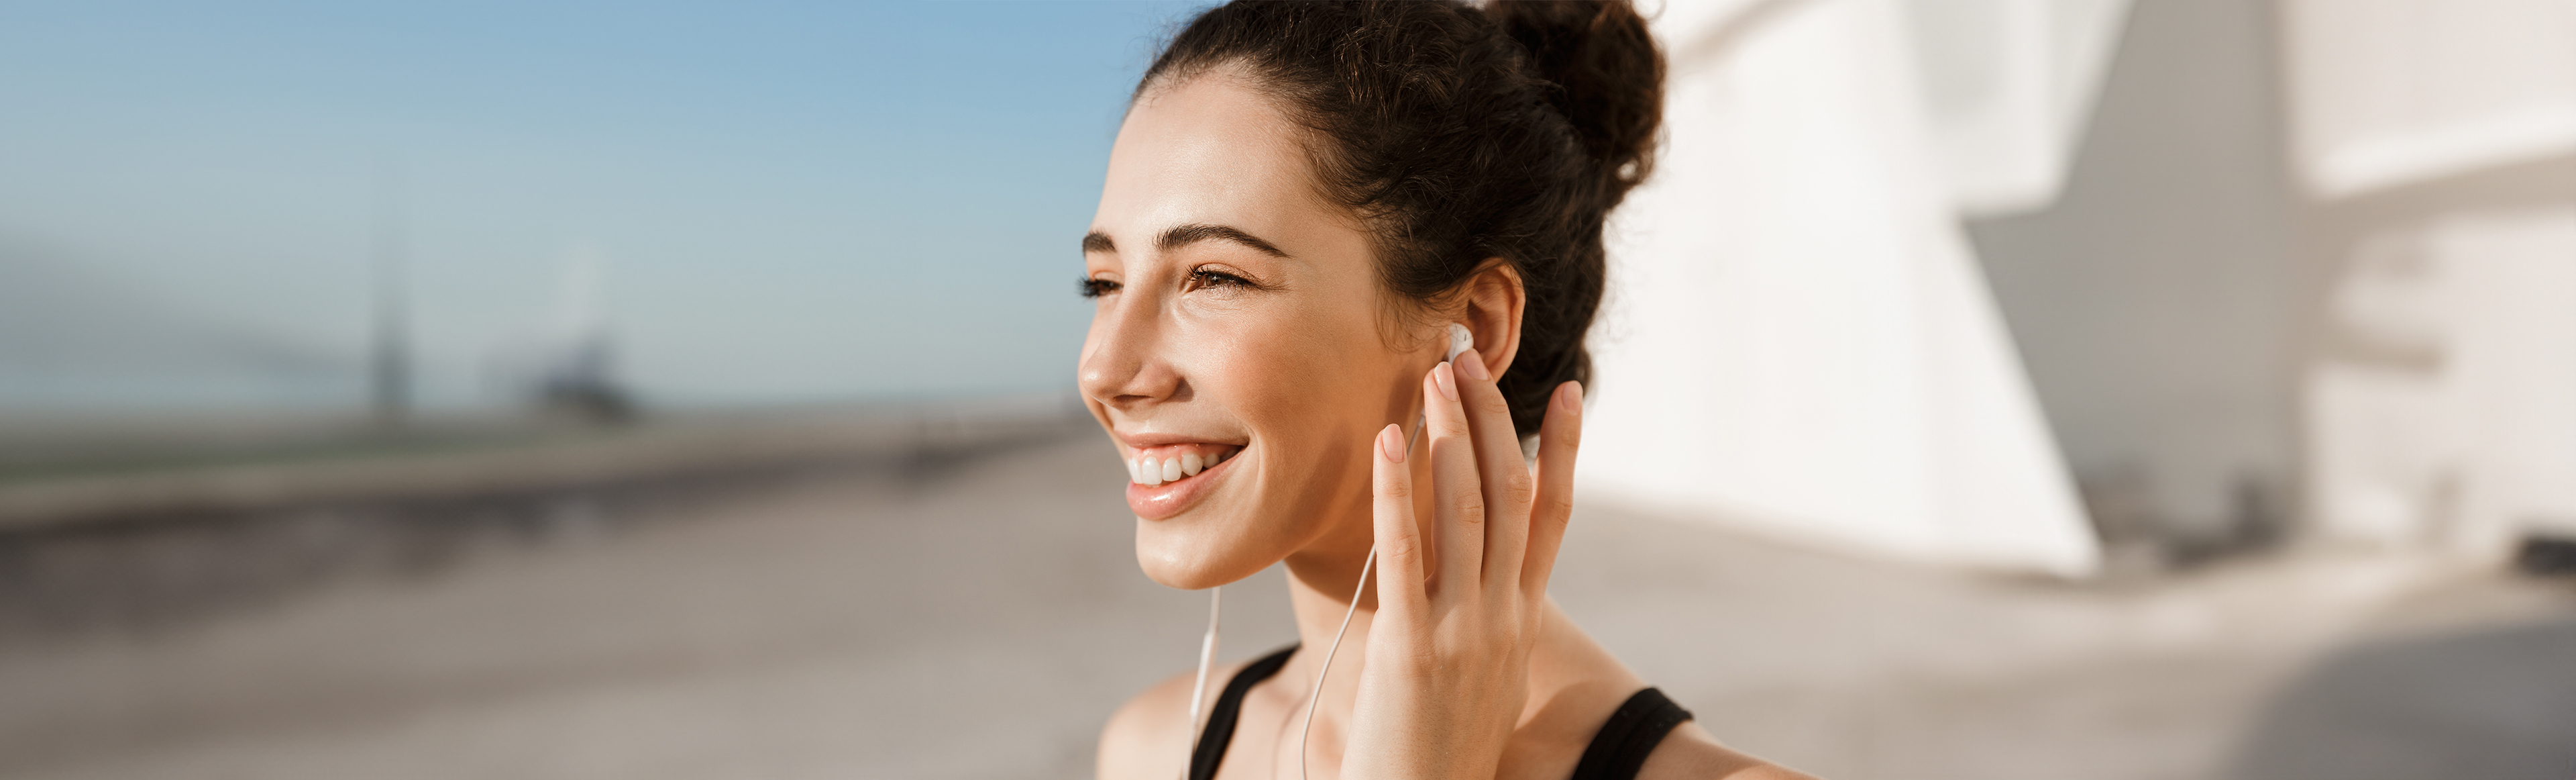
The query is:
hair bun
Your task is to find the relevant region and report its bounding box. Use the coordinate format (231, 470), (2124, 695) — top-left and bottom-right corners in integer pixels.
(1486, 0), (1664, 195)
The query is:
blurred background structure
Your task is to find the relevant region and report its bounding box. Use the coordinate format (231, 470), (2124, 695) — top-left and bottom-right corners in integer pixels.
(1, 1), (2571, 779)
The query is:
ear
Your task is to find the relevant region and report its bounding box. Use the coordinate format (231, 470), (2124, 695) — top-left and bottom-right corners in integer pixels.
(1460, 260), (1525, 379)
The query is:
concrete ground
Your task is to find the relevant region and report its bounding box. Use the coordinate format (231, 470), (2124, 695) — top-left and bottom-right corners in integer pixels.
(0, 435), (2569, 779)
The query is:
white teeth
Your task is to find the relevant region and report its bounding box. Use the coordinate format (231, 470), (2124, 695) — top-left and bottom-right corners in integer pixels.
(1128, 448), (1244, 485)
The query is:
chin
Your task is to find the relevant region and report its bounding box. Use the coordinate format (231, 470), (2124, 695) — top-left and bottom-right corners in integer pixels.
(1132, 513), (1283, 591)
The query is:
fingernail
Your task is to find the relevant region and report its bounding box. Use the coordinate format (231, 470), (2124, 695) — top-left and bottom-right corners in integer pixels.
(1378, 424), (1406, 462)
(1558, 381), (1583, 413)
(1432, 362), (1459, 401)
(1455, 348), (1490, 381)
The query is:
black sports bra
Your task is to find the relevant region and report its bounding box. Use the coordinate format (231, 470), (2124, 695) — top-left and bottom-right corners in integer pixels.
(1187, 645), (1694, 780)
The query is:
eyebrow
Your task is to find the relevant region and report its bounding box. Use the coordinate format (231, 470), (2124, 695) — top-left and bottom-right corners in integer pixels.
(1161, 224), (1289, 257)
(1079, 224), (1291, 258)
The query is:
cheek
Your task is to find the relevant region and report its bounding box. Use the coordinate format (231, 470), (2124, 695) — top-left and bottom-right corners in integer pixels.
(1201, 325), (1352, 440)
(1218, 321), (1411, 521)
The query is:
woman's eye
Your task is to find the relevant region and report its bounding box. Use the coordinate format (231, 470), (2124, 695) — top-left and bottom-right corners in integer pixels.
(1079, 277), (1121, 299)
(1188, 269), (1251, 290)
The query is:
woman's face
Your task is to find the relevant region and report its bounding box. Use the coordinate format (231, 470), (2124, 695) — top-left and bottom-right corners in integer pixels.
(1080, 70), (1437, 589)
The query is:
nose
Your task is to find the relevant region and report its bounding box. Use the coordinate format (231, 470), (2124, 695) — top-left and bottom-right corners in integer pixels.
(1079, 295), (1183, 413)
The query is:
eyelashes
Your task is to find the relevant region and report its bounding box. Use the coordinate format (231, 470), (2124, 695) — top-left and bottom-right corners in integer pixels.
(1077, 268), (1262, 299)
(1187, 269), (1253, 291)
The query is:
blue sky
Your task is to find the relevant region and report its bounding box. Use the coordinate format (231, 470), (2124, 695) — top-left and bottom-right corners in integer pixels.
(0, 1), (1206, 409)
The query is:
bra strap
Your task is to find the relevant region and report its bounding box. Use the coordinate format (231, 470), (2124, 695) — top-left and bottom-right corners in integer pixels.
(1569, 687), (1695, 780)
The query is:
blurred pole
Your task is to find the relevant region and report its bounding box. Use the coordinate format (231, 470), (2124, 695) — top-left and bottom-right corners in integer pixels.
(372, 154), (411, 427)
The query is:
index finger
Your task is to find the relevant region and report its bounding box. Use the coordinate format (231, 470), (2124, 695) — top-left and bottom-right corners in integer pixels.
(1452, 348), (1536, 588)
(1423, 361), (1487, 593)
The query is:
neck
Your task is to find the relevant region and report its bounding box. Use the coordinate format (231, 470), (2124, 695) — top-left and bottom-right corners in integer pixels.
(1273, 537), (1378, 776)
(1257, 434), (1610, 777)
(1263, 433), (1436, 774)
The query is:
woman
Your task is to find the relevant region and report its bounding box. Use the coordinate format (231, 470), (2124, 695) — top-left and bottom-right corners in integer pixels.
(1080, 3), (1811, 778)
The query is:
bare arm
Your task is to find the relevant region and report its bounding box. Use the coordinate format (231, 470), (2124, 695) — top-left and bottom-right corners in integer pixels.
(1638, 723), (1823, 780)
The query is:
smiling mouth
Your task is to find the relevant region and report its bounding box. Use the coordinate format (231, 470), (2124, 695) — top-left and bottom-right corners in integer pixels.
(1126, 444), (1243, 487)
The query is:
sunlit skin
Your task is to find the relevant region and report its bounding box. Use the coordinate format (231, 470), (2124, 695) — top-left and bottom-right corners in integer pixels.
(1082, 68), (1808, 780)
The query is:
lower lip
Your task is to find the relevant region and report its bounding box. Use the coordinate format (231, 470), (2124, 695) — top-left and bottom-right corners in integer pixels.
(1126, 451), (1240, 520)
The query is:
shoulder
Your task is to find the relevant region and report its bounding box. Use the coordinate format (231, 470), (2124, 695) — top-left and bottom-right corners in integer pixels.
(1096, 659), (1250, 780)
(1635, 722), (1821, 780)
(1521, 610), (1815, 779)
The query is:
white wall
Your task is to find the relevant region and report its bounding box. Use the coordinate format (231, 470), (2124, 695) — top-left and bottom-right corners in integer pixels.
(1583, 0), (2098, 577)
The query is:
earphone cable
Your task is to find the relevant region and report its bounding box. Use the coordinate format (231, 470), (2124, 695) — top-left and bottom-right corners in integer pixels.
(1297, 545), (1373, 780)
(1293, 409), (1426, 779)
(1179, 585), (1222, 780)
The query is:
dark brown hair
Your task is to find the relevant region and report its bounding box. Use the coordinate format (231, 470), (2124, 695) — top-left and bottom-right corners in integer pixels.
(1140, 0), (1664, 438)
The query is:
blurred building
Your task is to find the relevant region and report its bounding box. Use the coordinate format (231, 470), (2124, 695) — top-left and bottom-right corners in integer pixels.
(1591, 0), (2576, 575)
(2280, 0), (2576, 556)
(1965, 0), (2300, 566)
(1585, 0), (2113, 578)
(1979, 0), (2576, 561)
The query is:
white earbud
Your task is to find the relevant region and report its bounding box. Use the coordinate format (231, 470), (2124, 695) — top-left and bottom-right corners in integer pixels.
(1446, 322), (1474, 361)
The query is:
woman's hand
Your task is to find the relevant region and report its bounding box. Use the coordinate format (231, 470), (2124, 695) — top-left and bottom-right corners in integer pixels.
(1340, 351), (1584, 779)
